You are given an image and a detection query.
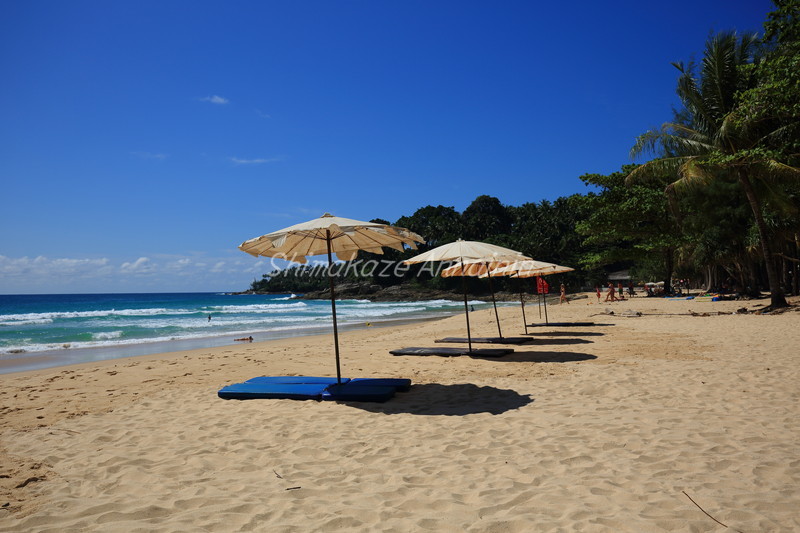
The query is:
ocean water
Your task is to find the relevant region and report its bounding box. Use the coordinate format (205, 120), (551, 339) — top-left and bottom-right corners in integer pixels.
(0, 293), (489, 374)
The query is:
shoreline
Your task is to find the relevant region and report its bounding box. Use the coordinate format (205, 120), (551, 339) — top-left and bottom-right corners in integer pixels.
(2, 294), (798, 531)
(0, 308), (477, 376)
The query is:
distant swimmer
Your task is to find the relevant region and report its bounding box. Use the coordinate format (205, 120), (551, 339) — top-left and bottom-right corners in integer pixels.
(234, 336), (253, 342)
(208, 315), (212, 322)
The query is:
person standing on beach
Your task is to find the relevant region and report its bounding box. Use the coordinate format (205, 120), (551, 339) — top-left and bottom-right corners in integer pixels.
(560, 283), (569, 304)
(595, 286), (601, 303)
(605, 282), (616, 302)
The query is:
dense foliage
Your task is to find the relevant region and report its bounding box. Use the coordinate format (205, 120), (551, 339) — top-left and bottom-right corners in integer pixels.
(252, 2), (800, 301)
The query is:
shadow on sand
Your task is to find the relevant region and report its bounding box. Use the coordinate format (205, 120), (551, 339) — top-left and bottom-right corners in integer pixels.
(344, 383), (533, 416)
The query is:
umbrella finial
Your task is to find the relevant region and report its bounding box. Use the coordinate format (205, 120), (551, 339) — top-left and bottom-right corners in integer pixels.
(321, 213), (334, 218)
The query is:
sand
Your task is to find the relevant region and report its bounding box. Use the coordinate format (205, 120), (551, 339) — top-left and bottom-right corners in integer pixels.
(1, 294), (799, 532)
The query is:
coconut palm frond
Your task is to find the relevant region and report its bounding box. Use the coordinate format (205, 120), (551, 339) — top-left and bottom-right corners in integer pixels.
(630, 130), (664, 159)
(755, 122), (800, 149)
(676, 71), (717, 134)
(625, 157), (688, 185)
(665, 122), (709, 142)
(701, 32), (747, 120)
(674, 158), (717, 192)
(751, 159), (800, 184)
(718, 113), (746, 150)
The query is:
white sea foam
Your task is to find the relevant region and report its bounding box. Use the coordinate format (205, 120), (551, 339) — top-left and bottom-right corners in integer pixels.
(92, 331), (124, 340)
(0, 318), (54, 326)
(0, 308), (187, 322)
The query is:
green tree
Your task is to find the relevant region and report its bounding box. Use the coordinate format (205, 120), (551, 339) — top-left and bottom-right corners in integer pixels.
(395, 205), (463, 250)
(629, 30), (800, 307)
(576, 165), (683, 291)
(461, 195), (513, 242)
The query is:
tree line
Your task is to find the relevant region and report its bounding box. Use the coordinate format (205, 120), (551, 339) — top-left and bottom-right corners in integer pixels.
(252, 1), (799, 307)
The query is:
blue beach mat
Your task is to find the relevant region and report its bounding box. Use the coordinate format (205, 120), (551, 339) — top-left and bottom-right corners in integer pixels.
(218, 376), (411, 402)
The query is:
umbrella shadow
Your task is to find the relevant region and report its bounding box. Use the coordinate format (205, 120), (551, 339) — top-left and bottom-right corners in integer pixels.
(339, 383), (533, 416)
(476, 350), (597, 363)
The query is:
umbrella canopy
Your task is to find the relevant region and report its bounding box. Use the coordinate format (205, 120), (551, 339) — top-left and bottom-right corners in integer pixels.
(239, 213), (422, 262)
(239, 213), (424, 383)
(484, 260), (575, 330)
(403, 240), (531, 350)
(403, 240), (530, 266)
(486, 260), (574, 278)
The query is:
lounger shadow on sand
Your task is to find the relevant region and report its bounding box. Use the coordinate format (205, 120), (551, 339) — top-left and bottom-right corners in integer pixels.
(389, 346), (513, 358)
(434, 336), (532, 345)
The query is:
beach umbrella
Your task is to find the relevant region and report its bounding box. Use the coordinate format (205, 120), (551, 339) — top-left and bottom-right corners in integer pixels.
(485, 260), (574, 330)
(239, 213), (424, 383)
(403, 240), (531, 352)
(440, 260), (508, 339)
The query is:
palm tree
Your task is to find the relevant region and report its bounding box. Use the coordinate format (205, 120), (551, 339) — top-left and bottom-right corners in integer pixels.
(628, 31), (800, 308)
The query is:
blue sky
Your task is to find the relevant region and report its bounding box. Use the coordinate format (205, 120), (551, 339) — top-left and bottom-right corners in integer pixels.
(1, 0), (775, 293)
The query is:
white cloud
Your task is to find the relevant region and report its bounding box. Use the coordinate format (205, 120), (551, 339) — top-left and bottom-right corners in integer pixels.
(120, 257), (153, 274)
(200, 95), (229, 105)
(0, 256), (115, 293)
(229, 157), (282, 165)
(0, 254), (279, 294)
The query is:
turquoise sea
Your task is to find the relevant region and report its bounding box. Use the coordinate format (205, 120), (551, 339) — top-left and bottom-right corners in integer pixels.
(0, 292), (489, 374)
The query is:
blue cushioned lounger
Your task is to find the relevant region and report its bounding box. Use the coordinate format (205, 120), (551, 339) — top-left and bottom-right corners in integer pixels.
(219, 377), (412, 401)
(218, 382), (329, 400)
(321, 383), (396, 402)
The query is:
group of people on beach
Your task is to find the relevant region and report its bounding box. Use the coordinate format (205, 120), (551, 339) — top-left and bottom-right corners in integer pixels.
(597, 282), (635, 303)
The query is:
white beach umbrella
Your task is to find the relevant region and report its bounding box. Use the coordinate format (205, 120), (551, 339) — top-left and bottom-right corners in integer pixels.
(403, 240), (531, 351)
(484, 260), (575, 330)
(239, 213), (424, 383)
(486, 260), (575, 278)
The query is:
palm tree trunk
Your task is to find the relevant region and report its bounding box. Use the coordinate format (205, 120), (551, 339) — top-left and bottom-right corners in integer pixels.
(738, 171), (788, 307)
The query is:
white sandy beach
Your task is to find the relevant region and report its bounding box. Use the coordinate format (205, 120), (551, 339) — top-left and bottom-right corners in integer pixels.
(1, 294), (799, 532)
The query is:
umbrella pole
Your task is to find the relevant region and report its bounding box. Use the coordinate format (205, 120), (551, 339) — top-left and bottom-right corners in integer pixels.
(519, 276), (528, 335)
(542, 277), (550, 325)
(538, 278), (543, 319)
(485, 262), (502, 338)
(326, 231), (342, 384)
(460, 258), (473, 353)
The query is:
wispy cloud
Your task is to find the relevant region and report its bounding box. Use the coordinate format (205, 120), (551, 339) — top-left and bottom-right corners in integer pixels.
(131, 151), (168, 160)
(199, 95), (229, 105)
(229, 157), (282, 165)
(0, 254), (273, 293)
(120, 257), (154, 274)
(255, 109), (271, 119)
(0, 255), (113, 279)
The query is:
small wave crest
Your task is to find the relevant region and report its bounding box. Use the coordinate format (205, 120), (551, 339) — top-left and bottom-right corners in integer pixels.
(92, 331), (124, 340)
